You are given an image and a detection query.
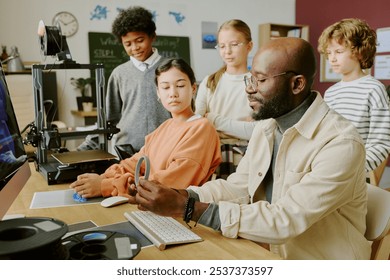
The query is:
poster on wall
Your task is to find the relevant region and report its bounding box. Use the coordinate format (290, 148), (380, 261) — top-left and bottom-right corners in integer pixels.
(374, 55), (390, 80)
(377, 27), (390, 53)
(201, 22), (218, 49)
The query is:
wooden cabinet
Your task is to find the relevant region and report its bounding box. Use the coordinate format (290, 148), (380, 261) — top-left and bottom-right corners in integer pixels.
(71, 109), (97, 125)
(5, 72), (58, 131)
(258, 23), (309, 48)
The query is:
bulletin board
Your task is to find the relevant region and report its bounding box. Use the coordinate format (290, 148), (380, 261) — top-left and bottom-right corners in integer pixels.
(88, 32), (191, 84)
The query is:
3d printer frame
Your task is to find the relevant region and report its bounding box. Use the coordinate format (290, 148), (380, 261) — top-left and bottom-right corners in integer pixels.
(30, 62), (119, 184)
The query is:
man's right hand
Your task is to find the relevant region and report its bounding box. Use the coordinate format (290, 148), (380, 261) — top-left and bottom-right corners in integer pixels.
(135, 178), (187, 217)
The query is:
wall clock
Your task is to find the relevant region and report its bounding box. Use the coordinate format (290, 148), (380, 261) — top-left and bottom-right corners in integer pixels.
(52, 11), (79, 37)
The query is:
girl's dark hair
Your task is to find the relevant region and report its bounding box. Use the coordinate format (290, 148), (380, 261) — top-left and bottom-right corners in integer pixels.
(155, 58), (196, 85)
(155, 58), (196, 111)
(112, 6), (156, 43)
(207, 19), (252, 93)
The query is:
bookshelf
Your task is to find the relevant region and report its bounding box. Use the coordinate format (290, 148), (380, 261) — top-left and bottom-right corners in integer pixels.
(71, 109), (97, 125)
(258, 23), (309, 48)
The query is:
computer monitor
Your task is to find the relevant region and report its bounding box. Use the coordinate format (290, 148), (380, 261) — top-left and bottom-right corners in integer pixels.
(0, 63), (30, 220)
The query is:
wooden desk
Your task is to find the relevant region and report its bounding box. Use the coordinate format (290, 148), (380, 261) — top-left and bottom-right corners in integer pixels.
(6, 163), (280, 260)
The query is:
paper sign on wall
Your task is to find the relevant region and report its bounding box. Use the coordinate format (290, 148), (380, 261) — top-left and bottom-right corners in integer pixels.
(377, 27), (390, 53)
(374, 55), (390, 80)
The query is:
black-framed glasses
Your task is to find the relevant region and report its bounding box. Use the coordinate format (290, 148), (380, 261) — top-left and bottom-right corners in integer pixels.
(244, 71), (298, 91)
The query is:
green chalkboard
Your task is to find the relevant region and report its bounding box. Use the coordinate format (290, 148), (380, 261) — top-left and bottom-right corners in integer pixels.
(153, 36), (191, 65)
(88, 32), (191, 85)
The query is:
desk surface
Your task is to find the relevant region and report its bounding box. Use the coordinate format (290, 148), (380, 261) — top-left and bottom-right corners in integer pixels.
(6, 163), (280, 260)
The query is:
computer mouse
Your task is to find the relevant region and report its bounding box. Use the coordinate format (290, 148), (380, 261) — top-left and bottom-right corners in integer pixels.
(100, 196), (129, 208)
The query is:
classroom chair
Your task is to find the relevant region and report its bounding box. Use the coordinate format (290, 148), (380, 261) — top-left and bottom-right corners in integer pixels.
(114, 144), (136, 160)
(368, 156), (389, 186)
(365, 183), (390, 260)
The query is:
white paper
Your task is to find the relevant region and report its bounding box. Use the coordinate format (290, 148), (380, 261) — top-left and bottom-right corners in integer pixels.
(30, 189), (103, 209)
(374, 55), (390, 80)
(377, 27), (390, 53)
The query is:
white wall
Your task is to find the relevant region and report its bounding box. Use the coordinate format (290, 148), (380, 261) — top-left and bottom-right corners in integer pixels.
(0, 0), (296, 126)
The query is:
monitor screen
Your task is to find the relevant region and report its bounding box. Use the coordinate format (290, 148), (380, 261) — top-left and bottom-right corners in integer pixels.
(0, 63), (30, 220)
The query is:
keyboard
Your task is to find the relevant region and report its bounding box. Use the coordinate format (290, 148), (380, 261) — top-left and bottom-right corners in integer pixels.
(124, 211), (202, 250)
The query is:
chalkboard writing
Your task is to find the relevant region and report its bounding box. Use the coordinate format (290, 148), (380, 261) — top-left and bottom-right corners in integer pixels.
(153, 36), (191, 65)
(88, 32), (191, 85)
(88, 32), (127, 84)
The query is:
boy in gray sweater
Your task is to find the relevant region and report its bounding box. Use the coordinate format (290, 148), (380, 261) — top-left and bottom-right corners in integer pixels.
(78, 6), (171, 152)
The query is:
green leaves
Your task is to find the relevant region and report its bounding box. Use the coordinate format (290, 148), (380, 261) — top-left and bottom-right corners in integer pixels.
(70, 77), (94, 97)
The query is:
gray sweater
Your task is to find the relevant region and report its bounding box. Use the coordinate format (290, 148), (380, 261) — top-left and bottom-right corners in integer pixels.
(105, 58), (171, 151)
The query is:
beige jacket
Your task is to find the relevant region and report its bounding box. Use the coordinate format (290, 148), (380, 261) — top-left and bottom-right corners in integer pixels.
(190, 92), (371, 259)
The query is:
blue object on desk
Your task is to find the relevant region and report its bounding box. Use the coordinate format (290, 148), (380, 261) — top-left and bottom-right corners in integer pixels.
(72, 192), (87, 203)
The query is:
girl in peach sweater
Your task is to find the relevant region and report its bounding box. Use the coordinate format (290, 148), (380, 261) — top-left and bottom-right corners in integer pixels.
(70, 58), (222, 198)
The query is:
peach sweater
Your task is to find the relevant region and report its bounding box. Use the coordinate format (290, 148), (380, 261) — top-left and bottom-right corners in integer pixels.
(100, 116), (222, 197)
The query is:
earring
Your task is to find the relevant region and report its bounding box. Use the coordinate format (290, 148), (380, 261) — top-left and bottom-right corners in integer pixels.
(157, 96), (161, 102)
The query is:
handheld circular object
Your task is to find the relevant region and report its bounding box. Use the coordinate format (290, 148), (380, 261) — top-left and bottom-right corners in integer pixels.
(135, 156), (150, 185)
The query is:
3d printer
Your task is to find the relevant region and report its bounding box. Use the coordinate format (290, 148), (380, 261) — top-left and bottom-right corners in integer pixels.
(24, 21), (119, 185)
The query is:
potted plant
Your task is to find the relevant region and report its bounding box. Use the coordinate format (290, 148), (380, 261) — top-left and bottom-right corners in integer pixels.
(70, 77), (94, 111)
